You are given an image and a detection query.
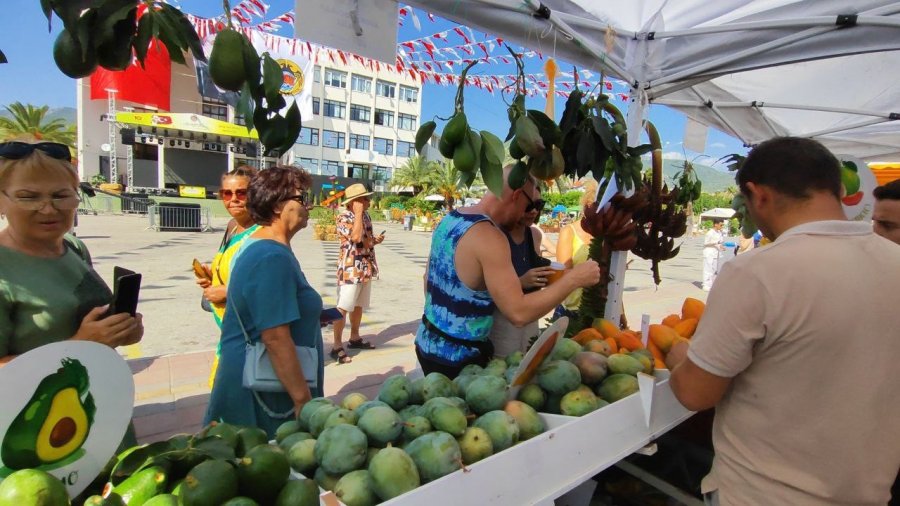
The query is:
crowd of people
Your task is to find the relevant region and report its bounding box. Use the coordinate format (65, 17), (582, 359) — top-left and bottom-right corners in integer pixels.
(2, 137), (899, 503)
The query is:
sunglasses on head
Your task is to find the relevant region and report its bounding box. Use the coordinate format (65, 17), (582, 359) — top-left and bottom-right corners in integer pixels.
(219, 188), (248, 201)
(0, 142), (72, 162)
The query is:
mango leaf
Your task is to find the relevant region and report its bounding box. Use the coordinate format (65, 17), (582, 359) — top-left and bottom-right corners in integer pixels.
(235, 82), (256, 132)
(41, 0), (53, 30)
(133, 15), (154, 68)
(479, 130), (504, 165)
(457, 167), (477, 188)
(155, 28), (185, 65)
(151, 8), (186, 65)
(109, 441), (173, 486)
(162, 3), (206, 62)
(190, 436), (235, 461)
(262, 53), (283, 108)
(627, 144), (654, 158)
(74, 10), (97, 62)
(591, 117), (615, 152)
(0, 49), (6, 64)
(50, 0), (89, 37)
(480, 160), (503, 197)
(277, 101), (302, 156)
(153, 6), (187, 50)
(241, 39), (262, 99)
(576, 130), (596, 177)
(558, 89), (584, 133)
(526, 109), (562, 147)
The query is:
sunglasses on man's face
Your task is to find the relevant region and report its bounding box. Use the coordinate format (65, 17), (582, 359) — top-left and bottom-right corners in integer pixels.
(284, 191), (311, 206)
(521, 191), (546, 213)
(0, 142), (72, 162)
(219, 188), (248, 201)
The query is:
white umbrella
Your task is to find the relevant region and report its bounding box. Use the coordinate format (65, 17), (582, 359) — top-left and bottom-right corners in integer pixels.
(424, 194), (446, 202)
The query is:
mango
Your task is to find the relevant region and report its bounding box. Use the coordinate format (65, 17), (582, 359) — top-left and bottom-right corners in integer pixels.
(560, 390), (601, 417)
(442, 113), (468, 146)
(298, 398), (336, 431)
(314, 425), (368, 474)
(457, 427), (493, 464)
(274, 420), (302, 443)
(465, 375), (508, 415)
(402, 416), (432, 442)
(427, 404), (467, 437)
(368, 447), (420, 501)
(537, 360), (581, 396)
(342, 392), (369, 411)
(681, 298), (705, 321)
(607, 354), (645, 376)
(278, 431), (312, 453)
(473, 411), (520, 451)
(334, 470), (377, 506)
(314, 467), (343, 492)
(503, 400), (546, 440)
(583, 339), (613, 356)
(405, 431), (462, 483)
(516, 383), (546, 411)
(409, 378), (426, 405)
(570, 351), (609, 385)
(550, 338), (581, 361)
(287, 438), (317, 475)
(354, 400), (389, 419)
(505, 351), (524, 367)
(596, 374), (639, 403)
(275, 479), (318, 506)
(453, 373), (478, 396)
(308, 405), (339, 437)
(325, 408), (358, 429)
(208, 29), (248, 91)
(458, 364), (483, 376)
(378, 375), (413, 411)
(398, 404), (425, 421)
(422, 372), (458, 401)
(357, 406), (403, 447)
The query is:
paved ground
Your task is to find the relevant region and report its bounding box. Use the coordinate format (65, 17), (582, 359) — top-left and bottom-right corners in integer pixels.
(61, 212), (713, 441)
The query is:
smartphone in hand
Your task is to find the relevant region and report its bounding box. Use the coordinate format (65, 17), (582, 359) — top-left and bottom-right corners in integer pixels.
(192, 258), (211, 281)
(109, 266), (142, 317)
(379, 230), (386, 236)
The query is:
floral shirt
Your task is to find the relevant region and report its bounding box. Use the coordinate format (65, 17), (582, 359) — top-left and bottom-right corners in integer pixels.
(336, 210), (379, 285)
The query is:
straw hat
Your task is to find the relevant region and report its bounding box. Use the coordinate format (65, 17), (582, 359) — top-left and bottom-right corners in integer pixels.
(342, 183), (373, 205)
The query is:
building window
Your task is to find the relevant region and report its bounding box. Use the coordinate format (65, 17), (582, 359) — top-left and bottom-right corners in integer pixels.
(235, 115), (246, 126)
(374, 109), (394, 127)
(349, 133), (370, 150)
(324, 68), (347, 88)
(399, 85), (418, 103)
(313, 66), (321, 83)
(298, 157), (319, 174)
(351, 75), (372, 93)
(373, 166), (392, 181)
(202, 97), (228, 121)
(348, 164), (370, 179)
(321, 159), (342, 176)
(376, 80), (396, 98)
(297, 128), (319, 146)
(349, 104), (371, 123)
(397, 140), (415, 158)
(398, 113), (417, 131)
(323, 130), (345, 149)
(373, 137), (393, 156)
(323, 99), (345, 118)
(312, 98), (320, 115)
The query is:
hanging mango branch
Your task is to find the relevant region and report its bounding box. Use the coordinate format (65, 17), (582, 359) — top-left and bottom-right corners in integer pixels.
(630, 121), (688, 285)
(41, 0), (204, 78)
(414, 60), (506, 196)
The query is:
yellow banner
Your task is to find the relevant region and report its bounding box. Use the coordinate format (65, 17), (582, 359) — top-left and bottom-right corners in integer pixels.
(178, 185), (207, 199)
(115, 112), (259, 140)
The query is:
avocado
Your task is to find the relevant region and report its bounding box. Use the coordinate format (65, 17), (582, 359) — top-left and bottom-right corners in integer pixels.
(53, 29), (98, 79)
(142, 494), (180, 506)
(274, 479), (319, 506)
(208, 29), (248, 92)
(84, 492), (126, 506)
(110, 465), (168, 506)
(236, 445), (290, 504)
(221, 498), (259, 506)
(0, 469), (70, 506)
(235, 427), (268, 457)
(1, 358), (96, 469)
(179, 459), (238, 506)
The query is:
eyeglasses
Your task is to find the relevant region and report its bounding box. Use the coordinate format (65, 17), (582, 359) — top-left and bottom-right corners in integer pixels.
(1, 190), (81, 211)
(521, 191), (546, 213)
(219, 188), (248, 201)
(284, 191), (311, 206)
(0, 142), (72, 162)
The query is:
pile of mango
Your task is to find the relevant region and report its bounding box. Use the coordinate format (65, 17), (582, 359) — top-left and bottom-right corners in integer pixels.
(646, 297), (706, 366)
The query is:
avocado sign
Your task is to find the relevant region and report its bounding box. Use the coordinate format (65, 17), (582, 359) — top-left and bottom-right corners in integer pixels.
(838, 156), (877, 222)
(0, 342), (134, 497)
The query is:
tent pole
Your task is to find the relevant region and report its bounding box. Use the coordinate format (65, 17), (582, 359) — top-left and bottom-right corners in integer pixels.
(798, 117), (891, 139)
(654, 99), (896, 118)
(687, 87), (745, 140)
(652, 15), (900, 39)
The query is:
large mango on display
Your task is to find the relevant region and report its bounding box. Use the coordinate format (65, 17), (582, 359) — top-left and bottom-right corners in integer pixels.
(1, 358), (96, 469)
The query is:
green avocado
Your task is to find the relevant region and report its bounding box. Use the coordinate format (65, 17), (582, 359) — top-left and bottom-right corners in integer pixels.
(111, 466), (168, 506)
(1, 358), (96, 469)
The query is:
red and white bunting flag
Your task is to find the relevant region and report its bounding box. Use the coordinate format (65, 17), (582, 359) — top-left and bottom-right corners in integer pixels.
(399, 7), (408, 16)
(477, 42), (488, 57)
(402, 41), (415, 52)
(618, 93), (629, 101)
(453, 27), (470, 44)
(460, 46), (473, 55)
(249, 0), (268, 14)
(427, 12), (435, 22)
(605, 81), (613, 91)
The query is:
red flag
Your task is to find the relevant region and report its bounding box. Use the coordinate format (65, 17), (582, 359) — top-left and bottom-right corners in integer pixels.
(605, 81), (613, 91)
(90, 39), (171, 111)
(453, 27), (470, 44)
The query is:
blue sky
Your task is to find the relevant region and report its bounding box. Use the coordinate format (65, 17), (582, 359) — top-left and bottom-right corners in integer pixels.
(0, 0), (745, 167)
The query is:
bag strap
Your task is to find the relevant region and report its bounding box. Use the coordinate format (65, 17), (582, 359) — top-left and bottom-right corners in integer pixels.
(64, 235), (92, 267)
(233, 303), (295, 419)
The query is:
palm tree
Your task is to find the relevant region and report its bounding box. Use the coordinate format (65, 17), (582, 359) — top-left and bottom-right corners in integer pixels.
(390, 155), (437, 195)
(426, 160), (484, 210)
(0, 102), (76, 146)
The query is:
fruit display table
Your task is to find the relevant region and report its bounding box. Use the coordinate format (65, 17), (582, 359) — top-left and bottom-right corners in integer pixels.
(318, 372), (692, 506)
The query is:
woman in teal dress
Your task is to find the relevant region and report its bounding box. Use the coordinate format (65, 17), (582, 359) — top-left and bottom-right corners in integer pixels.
(204, 166), (323, 436)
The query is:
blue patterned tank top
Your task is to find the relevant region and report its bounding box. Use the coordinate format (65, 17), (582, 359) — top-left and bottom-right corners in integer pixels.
(415, 211), (496, 365)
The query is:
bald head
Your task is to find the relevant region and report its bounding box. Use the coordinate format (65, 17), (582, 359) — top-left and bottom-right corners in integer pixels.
(478, 164), (539, 228)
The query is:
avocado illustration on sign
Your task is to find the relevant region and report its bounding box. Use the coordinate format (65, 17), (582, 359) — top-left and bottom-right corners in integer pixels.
(841, 161), (864, 206)
(1, 358), (96, 470)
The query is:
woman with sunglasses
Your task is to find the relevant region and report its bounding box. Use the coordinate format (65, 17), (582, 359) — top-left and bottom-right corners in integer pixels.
(196, 166), (259, 386)
(0, 140), (143, 365)
(488, 192), (556, 357)
(204, 166), (323, 436)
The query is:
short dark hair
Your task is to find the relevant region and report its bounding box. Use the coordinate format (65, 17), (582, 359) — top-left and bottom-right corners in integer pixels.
(224, 164), (258, 179)
(873, 179), (900, 201)
(248, 165), (312, 225)
(737, 137), (842, 200)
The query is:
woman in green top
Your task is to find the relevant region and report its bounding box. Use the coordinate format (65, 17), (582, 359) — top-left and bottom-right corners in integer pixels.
(0, 141), (144, 365)
(195, 166), (259, 385)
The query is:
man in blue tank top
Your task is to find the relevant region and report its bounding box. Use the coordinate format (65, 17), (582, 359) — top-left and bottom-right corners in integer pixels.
(415, 166), (602, 378)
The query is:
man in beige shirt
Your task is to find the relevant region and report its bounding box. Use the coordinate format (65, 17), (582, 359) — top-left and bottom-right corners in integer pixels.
(667, 137), (900, 505)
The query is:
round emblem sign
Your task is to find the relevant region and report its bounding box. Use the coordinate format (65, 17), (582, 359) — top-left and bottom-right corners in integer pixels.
(278, 59), (305, 96)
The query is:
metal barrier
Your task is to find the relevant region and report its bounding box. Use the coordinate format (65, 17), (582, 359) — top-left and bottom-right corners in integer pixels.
(148, 204), (212, 232)
(121, 193), (152, 214)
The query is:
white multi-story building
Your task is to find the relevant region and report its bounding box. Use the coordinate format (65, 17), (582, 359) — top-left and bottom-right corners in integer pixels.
(292, 60), (423, 187)
(76, 49), (423, 193)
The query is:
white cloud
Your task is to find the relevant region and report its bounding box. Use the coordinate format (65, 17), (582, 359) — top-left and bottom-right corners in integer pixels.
(661, 151), (687, 160)
(709, 142), (726, 149)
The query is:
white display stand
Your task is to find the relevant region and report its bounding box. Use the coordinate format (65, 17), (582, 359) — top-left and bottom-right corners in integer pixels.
(317, 372), (693, 506)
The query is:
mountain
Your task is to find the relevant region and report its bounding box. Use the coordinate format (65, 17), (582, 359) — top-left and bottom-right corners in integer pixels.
(659, 158), (736, 193)
(0, 106), (77, 125)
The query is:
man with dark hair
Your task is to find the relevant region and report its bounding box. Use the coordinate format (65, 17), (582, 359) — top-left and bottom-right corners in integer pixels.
(414, 166), (601, 378)
(666, 137), (900, 505)
(873, 178), (900, 244)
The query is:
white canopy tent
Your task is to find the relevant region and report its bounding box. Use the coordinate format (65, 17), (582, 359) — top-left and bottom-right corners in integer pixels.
(699, 208), (737, 220)
(394, 0), (900, 320)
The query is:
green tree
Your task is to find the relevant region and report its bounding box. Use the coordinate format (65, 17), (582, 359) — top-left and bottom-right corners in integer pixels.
(425, 160), (484, 210)
(0, 102), (76, 146)
(390, 155), (438, 196)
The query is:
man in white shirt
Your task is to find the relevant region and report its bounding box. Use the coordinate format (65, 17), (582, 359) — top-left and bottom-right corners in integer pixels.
(701, 220), (725, 290)
(667, 137), (900, 505)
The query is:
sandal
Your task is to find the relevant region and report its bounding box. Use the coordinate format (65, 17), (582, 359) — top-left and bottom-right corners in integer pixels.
(347, 338), (376, 350)
(329, 347), (352, 364)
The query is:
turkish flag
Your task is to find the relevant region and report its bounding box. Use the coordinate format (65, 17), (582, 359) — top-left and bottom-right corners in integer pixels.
(90, 39), (172, 111)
